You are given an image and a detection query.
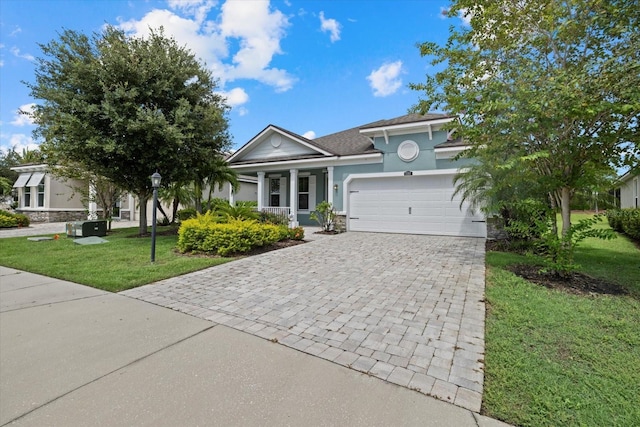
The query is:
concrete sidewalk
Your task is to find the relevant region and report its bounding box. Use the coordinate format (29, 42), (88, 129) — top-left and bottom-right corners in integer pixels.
(0, 267), (509, 426)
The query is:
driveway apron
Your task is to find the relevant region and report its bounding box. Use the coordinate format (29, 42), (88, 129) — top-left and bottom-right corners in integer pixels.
(122, 232), (486, 411)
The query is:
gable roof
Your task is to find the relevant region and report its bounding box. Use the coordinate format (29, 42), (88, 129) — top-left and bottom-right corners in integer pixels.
(229, 113), (457, 165)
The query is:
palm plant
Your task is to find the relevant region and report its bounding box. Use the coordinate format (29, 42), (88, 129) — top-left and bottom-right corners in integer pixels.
(158, 181), (195, 224)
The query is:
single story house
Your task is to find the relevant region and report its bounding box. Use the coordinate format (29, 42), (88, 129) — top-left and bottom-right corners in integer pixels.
(228, 113), (487, 238)
(616, 168), (639, 209)
(10, 164), (257, 223)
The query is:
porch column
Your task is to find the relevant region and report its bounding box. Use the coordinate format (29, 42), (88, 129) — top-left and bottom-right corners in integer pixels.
(257, 172), (265, 211)
(228, 183), (235, 206)
(129, 194), (135, 221)
(88, 183), (98, 220)
(289, 169), (298, 227)
(327, 166), (334, 206)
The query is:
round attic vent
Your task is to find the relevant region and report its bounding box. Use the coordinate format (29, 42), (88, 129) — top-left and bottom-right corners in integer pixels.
(271, 134), (282, 148)
(398, 140), (419, 162)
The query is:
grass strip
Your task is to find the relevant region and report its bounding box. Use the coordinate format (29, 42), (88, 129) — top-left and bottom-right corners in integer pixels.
(0, 227), (232, 292)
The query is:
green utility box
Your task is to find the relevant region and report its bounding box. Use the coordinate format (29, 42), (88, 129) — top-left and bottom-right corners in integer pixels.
(66, 220), (107, 238)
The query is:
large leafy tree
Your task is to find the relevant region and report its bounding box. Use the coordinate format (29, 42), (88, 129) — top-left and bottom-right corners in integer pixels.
(411, 0), (640, 240)
(27, 26), (231, 234)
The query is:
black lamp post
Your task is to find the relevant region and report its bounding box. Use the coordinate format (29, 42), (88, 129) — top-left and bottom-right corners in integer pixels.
(150, 172), (162, 263)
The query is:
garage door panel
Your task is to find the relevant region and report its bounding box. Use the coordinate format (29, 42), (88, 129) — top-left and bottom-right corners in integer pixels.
(348, 174), (486, 238)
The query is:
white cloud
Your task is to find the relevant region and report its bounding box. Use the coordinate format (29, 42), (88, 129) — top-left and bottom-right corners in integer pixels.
(10, 26), (22, 37)
(219, 1), (295, 91)
(366, 61), (404, 97)
(9, 46), (35, 62)
(1, 134), (39, 154)
(216, 87), (249, 107)
(167, 0), (217, 24)
(118, 0), (295, 92)
(10, 103), (36, 126)
(0, 60), (4, 68)
(319, 11), (341, 43)
(302, 130), (316, 139)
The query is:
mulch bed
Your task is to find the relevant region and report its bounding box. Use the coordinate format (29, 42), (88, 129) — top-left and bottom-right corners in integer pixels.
(487, 240), (628, 297)
(506, 264), (628, 296)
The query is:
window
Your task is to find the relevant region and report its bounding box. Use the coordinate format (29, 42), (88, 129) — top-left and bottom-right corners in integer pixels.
(634, 178), (638, 208)
(24, 187), (31, 207)
(113, 199), (121, 218)
(37, 183), (45, 207)
(270, 178), (280, 207)
(298, 176), (309, 210)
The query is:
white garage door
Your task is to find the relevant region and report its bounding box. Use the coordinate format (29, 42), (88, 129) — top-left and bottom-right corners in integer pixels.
(348, 174), (486, 237)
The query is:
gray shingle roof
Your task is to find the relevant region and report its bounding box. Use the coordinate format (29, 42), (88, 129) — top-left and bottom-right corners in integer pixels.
(359, 113), (453, 129)
(434, 137), (469, 148)
(233, 113), (457, 163)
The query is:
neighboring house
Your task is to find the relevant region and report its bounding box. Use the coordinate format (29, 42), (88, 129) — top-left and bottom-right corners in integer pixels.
(616, 168), (639, 209)
(203, 176), (258, 205)
(10, 164), (257, 223)
(228, 113), (487, 237)
(11, 164), (88, 222)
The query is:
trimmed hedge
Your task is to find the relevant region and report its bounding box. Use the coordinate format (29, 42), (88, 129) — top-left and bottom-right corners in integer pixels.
(606, 208), (640, 240)
(177, 215), (290, 256)
(0, 210), (30, 228)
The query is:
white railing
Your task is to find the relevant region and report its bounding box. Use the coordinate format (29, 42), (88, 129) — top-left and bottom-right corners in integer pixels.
(261, 207), (291, 220)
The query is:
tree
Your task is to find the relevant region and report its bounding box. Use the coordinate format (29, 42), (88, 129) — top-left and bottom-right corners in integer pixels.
(411, 0), (639, 243)
(27, 26), (231, 235)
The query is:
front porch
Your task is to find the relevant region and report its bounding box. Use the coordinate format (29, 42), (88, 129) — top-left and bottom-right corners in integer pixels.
(242, 168), (335, 227)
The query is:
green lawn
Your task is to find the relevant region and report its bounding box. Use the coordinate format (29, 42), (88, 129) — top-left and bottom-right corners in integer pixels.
(483, 215), (640, 426)
(0, 227), (232, 292)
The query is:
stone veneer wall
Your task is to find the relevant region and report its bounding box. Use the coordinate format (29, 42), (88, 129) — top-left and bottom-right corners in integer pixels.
(334, 214), (347, 232)
(486, 216), (508, 240)
(17, 210), (87, 223)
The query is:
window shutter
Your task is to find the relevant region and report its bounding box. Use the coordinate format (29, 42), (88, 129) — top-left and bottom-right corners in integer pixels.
(309, 175), (317, 210)
(280, 177), (287, 207)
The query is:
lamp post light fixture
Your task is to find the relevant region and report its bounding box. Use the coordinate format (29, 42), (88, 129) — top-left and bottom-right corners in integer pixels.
(150, 172), (162, 263)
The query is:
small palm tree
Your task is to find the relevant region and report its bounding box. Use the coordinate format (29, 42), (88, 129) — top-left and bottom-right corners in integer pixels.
(158, 181), (195, 224)
(194, 156), (239, 213)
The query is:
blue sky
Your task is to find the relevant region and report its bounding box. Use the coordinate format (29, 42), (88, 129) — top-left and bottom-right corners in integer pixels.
(0, 0), (468, 155)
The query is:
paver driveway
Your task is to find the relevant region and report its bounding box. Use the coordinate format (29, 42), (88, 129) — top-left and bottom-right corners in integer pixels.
(122, 232), (486, 411)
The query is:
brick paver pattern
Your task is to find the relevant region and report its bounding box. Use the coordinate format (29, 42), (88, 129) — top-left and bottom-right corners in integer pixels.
(122, 232), (486, 411)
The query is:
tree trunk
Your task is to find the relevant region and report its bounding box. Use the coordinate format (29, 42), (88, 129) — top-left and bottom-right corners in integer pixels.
(139, 195), (149, 236)
(560, 186), (572, 238)
(172, 198), (179, 224)
(157, 204), (170, 224)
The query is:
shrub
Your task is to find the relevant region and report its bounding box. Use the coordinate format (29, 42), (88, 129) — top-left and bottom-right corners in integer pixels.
(0, 210), (29, 228)
(177, 208), (197, 222)
(0, 212), (19, 228)
(289, 226), (305, 240)
(606, 209), (623, 232)
(259, 210), (289, 225)
(14, 213), (30, 227)
(310, 201), (336, 231)
(502, 199), (551, 242)
(177, 217), (289, 256)
(607, 208), (640, 240)
(202, 198), (230, 213)
(214, 203), (260, 221)
(620, 209), (640, 240)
